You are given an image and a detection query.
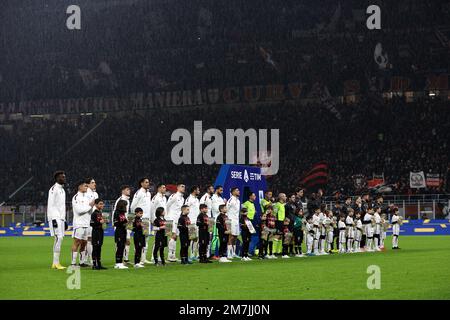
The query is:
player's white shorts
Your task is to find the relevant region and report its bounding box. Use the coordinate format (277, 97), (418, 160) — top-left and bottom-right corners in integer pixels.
(306, 234), (314, 252)
(327, 231), (334, 243)
(374, 224), (381, 235)
(230, 219), (240, 236)
(365, 225), (374, 238)
(49, 219), (65, 238)
(126, 229), (132, 240)
(86, 226), (92, 238)
(339, 231), (346, 244)
(392, 224), (400, 236)
(313, 227), (320, 240)
(72, 227), (89, 240)
(320, 226), (326, 236)
(347, 227), (355, 239)
(355, 229), (362, 242)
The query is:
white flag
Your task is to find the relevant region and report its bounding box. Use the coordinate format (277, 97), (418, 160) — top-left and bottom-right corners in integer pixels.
(410, 171), (426, 189)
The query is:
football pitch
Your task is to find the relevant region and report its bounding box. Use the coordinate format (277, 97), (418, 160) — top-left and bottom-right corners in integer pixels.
(0, 236), (449, 300)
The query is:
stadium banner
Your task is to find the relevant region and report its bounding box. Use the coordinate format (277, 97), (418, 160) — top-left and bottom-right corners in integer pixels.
(410, 171), (426, 188)
(425, 173), (442, 187)
(0, 82), (308, 115)
(299, 161), (329, 191)
(0, 74), (447, 116)
(367, 173), (384, 188)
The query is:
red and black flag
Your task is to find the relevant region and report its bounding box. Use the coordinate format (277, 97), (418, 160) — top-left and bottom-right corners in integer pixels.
(299, 161), (329, 191)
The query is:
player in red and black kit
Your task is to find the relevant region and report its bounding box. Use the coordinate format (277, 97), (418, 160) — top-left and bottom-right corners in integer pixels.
(216, 204), (231, 262)
(90, 198), (107, 270)
(132, 207), (145, 268)
(281, 217), (292, 257)
(113, 200), (128, 268)
(258, 212), (268, 259)
(178, 205), (192, 265)
(153, 207), (167, 266)
(239, 208), (251, 260)
(197, 204), (212, 263)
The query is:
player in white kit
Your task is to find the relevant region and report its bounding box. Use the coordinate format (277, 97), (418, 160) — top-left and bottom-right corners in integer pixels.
(166, 183), (186, 262)
(85, 178), (98, 266)
(199, 185), (214, 217)
(185, 185), (200, 261)
(324, 210), (334, 253)
(305, 216), (315, 255)
(380, 213), (388, 249)
(47, 171), (67, 269)
(345, 209), (355, 253)
(151, 184), (167, 218)
(113, 185), (131, 262)
(363, 208), (375, 252)
(373, 206), (382, 251)
(391, 207), (401, 249)
(211, 186), (226, 219)
(130, 178), (152, 264)
(354, 212), (363, 253)
(71, 181), (95, 266)
(312, 208), (321, 255)
(226, 187), (241, 259)
(338, 215), (347, 253)
(318, 209), (327, 255)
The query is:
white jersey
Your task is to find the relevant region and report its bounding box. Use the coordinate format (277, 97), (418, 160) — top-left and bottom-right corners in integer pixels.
(86, 188), (99, 213)
(306, 222), (313, 233)
(391, 214), (399, 224)
(151, 192), (167, 219)
(226, 195), (240, 221)
(166, 191), (185, 221)
(185, 194), (200, 223)
(363, 213), (373, 225)
(130, 188), (152, 220)
(318, 212), (325, 222)
(391, 214), (400, 235)
(374, 213), (381, 224)
(322, 216), (332, 231)
(86, 188), (98, 202)
(112, 194), (130, 222)
(355, 219), (363, 231)
(199, 193), (213, 217)
(345, 216), (354, 227)
(312, 214), (320, 227)
(338, 220), (346, 230)
(374, 212), (382, 234)
(47, 183), (66, 221)
(72, 192), (92, 228)
(211, 193), (225, 218)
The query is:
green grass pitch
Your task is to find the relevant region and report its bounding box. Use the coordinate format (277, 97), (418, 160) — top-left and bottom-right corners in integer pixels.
(0, 236), (449, 300)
